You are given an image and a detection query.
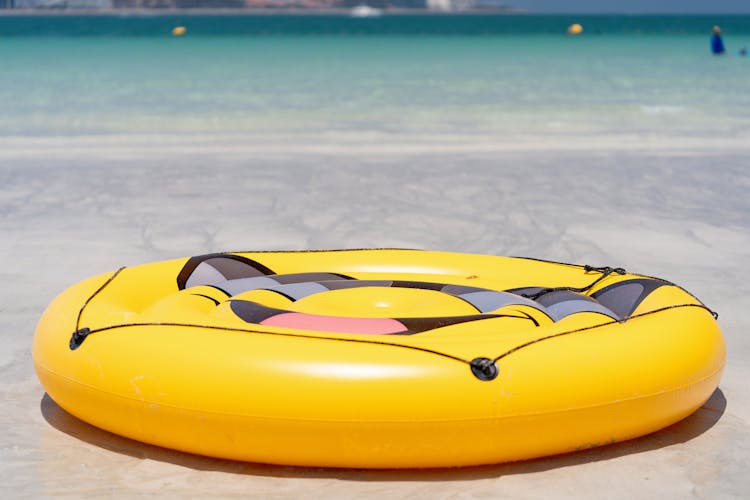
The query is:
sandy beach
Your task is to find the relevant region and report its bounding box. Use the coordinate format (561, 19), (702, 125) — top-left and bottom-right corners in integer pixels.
(1, 131), (748, 497)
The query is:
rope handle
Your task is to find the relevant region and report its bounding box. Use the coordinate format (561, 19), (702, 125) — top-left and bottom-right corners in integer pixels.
(71, 267), (126, 350)
(522, 265), (626, 300)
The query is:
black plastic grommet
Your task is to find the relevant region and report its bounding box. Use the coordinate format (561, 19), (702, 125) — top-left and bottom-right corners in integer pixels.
(69, 328), (91, 350)
(470, 357), (499, 381)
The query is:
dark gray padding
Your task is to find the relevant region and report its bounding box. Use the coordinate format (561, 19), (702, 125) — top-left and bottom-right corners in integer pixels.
(200, 273), (353, 297)
(592, 279), (667, 318)
(184, 261), (228, 289)
(229, 300), (285, 324)
(212, 276), (281, 296)
(536, 290), (620, 321)
(506, 286), (546, 298)
(323, 280), (394, 290)
(267, 282), (330, 300)
(455, 291), (548, 314)
(177, 253), (276, 290)
(183, 257), (271, 289)
(273, 272), (353, 284)
(205, 257), (269, 281)
(440, 284), (489, 296)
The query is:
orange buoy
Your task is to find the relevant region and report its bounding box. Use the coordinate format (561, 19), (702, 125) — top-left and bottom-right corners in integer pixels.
(567, 23), (583, 36)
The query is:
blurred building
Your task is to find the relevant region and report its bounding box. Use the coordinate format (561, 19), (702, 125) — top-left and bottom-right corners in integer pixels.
(426, 0), (507, 10)
(10, 0), (510, 10)
(112, 0), (244, 7)
(12, 0), (113, 7)
(425, 0), (448, 11)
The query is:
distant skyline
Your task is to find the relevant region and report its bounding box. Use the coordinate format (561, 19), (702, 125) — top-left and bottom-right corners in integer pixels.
(4, 0), (750, 12)
(511, 0), (750, 14)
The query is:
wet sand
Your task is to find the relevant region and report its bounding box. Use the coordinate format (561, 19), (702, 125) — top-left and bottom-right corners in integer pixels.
(1, 136), (748, 498)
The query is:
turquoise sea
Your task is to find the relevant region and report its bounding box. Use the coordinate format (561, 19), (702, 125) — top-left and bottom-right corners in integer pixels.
(1, 14), (749, 142)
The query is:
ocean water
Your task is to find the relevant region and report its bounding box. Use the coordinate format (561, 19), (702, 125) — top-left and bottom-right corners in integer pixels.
(1, 14), (749, 144)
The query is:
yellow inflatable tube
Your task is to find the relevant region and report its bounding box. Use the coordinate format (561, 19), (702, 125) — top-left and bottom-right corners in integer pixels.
(33, 249), (725, 468)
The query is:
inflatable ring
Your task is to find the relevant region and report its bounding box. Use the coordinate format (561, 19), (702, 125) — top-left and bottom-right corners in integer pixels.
(33, 249), (725, 468)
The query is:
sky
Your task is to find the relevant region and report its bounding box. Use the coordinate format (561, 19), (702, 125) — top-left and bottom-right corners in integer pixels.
(511, 0), (750, 14)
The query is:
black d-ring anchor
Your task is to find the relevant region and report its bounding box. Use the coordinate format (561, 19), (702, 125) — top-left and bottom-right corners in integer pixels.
(470, 357), (499, 381)
(69, 328), (91, 350)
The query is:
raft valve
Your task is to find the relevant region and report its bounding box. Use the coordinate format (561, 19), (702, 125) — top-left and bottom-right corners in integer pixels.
(470, 358), (499, 381)
(69, 328), (90, 350)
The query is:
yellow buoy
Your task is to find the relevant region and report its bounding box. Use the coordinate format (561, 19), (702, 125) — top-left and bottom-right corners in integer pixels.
(567, 23), (583, 36)
(172, 26), (187, 37)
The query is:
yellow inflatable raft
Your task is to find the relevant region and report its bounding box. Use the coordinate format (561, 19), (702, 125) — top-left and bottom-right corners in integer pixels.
(33, 249), (725, 468)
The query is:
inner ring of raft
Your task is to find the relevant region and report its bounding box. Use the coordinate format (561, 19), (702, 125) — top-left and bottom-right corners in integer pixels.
(176, 253), (666, 337)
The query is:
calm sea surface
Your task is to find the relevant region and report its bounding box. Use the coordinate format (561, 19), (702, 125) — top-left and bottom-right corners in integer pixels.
(1, 14), (748, 141)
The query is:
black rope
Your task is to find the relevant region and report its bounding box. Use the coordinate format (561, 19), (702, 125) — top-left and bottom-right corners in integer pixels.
(512, 257), (720, 321)
(619, 270), (718, 320)
(71, 320), (473, 365)
(521, 265), (627, 300)
(68, 296), (716, 381)
(491, 302), (717, 364)
(71, 267), (126, 349)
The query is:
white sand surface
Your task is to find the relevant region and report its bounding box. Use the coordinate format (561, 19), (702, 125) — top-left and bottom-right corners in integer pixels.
(1, 136), (748, 498)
